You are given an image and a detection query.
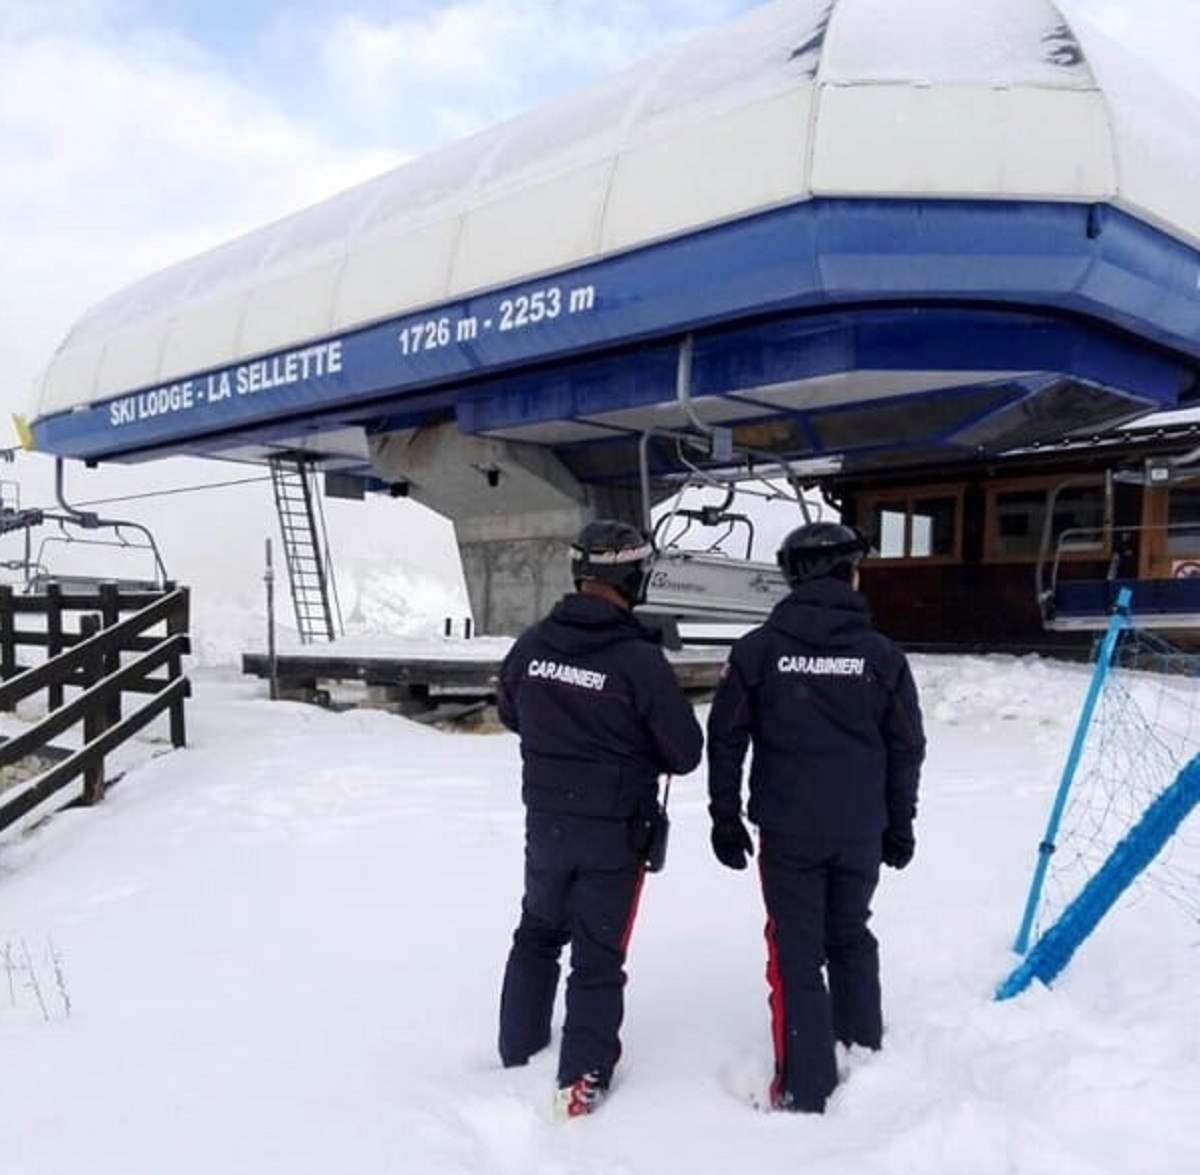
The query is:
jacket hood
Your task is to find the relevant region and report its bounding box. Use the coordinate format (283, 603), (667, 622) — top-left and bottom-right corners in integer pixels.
(540, 593), (655, 655)
(766, 578), (872, 647)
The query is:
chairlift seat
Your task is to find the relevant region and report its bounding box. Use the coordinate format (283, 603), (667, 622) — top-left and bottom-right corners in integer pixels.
(638, 549), (788, 623)
(23, 573), (166, 596)
(1049, 577), (1200, 631)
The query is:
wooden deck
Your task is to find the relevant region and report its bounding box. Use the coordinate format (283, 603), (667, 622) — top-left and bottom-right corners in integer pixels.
(241, 643), (725, 718)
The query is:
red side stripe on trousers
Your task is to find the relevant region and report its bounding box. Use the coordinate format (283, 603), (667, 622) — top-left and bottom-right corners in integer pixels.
(759, 853), (787, 1105)
(619, 864), (648, 953)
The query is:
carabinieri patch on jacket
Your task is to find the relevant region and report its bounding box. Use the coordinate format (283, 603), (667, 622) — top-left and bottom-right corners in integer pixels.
(776, 655), (865, 676)
(526, 659), (608, 690)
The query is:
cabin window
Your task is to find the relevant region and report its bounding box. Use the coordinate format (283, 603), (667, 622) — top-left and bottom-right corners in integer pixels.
(860, 491), (961, 562)
(985, 482), (1107, 561)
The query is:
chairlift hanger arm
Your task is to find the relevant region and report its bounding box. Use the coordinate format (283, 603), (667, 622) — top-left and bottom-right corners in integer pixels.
(635, 337), (829, 547)
(48, 457), (170, 585)
(638, 429), (817, 534)
(671, 331), (818, 516)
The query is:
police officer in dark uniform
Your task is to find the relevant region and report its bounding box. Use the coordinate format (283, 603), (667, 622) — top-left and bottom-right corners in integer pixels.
(706, 521), (925, 1114)
(497, 519), (703, 1118)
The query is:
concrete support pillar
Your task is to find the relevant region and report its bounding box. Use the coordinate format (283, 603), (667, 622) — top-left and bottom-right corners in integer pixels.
(456, 508), (585, 634)
(369, 423), (644, 634)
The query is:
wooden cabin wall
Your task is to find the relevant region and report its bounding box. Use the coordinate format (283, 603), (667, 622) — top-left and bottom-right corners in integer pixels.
(824, 430), (1200, 656)
(856, 561), (1092, 653)
(841, 470), (1132, 656)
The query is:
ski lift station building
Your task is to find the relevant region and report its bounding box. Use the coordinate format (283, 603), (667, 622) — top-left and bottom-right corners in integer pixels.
(22, 0), (1200, 635)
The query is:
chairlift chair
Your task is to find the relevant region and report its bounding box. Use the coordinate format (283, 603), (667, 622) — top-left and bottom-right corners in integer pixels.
(22, 513), (169, 594)
(634, 429), (815, 628)
(1038, 469), (1200, 632)
(0, 460), (169, 594)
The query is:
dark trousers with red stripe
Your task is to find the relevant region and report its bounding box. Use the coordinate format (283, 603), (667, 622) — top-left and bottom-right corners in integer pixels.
(499, 810), (646, 1088)
(758, 830), (882, 1112)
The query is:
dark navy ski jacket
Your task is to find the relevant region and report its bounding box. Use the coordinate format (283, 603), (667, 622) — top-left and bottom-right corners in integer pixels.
(707, 578), (925, 842)
(498, 594), (703, 820)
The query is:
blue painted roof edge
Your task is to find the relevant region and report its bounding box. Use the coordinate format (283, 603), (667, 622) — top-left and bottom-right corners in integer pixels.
(28, 197), (1200, 462)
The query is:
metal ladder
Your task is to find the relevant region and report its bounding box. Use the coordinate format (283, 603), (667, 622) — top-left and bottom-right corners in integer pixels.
(268, 455), (342, 644)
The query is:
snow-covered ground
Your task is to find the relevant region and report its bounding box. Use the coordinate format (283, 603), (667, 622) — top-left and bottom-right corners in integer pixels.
(2, 651), (1199, 1175)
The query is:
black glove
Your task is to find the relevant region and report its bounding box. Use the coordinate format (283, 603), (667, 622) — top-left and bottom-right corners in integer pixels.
(711, 817), (755, 871)
(881, 824), (915, 870)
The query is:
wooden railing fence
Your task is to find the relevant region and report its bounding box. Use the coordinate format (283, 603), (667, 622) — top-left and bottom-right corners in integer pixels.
(0, 582), (190, 834)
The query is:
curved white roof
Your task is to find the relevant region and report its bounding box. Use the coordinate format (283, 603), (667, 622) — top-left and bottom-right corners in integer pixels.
(33, 0), (1200, 418)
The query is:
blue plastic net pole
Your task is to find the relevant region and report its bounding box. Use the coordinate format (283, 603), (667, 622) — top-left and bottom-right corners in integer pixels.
(1011, 586), (1132, 954)
(997, 754), (1200, 1000)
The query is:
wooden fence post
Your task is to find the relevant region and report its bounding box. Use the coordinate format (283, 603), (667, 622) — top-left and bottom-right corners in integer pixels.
(80, 613), (107, 805)
(99, 581), (122, 728)
(0, 583), (14, 697)
(166, 585), (188, 748)
(46, 581), (64, 712)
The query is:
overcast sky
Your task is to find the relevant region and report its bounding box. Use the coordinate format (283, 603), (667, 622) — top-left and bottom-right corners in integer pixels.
(1, 0), (1197, 443)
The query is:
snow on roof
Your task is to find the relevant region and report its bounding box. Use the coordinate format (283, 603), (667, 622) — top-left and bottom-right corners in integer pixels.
(32, 0), (1200, 418)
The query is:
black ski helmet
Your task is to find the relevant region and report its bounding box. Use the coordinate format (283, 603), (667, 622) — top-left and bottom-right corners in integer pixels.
(570, 519), (655, 604)
(776, 521), (869, 586)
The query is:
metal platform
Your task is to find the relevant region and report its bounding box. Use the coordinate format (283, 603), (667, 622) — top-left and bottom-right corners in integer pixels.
(241, 641), (727, 718)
